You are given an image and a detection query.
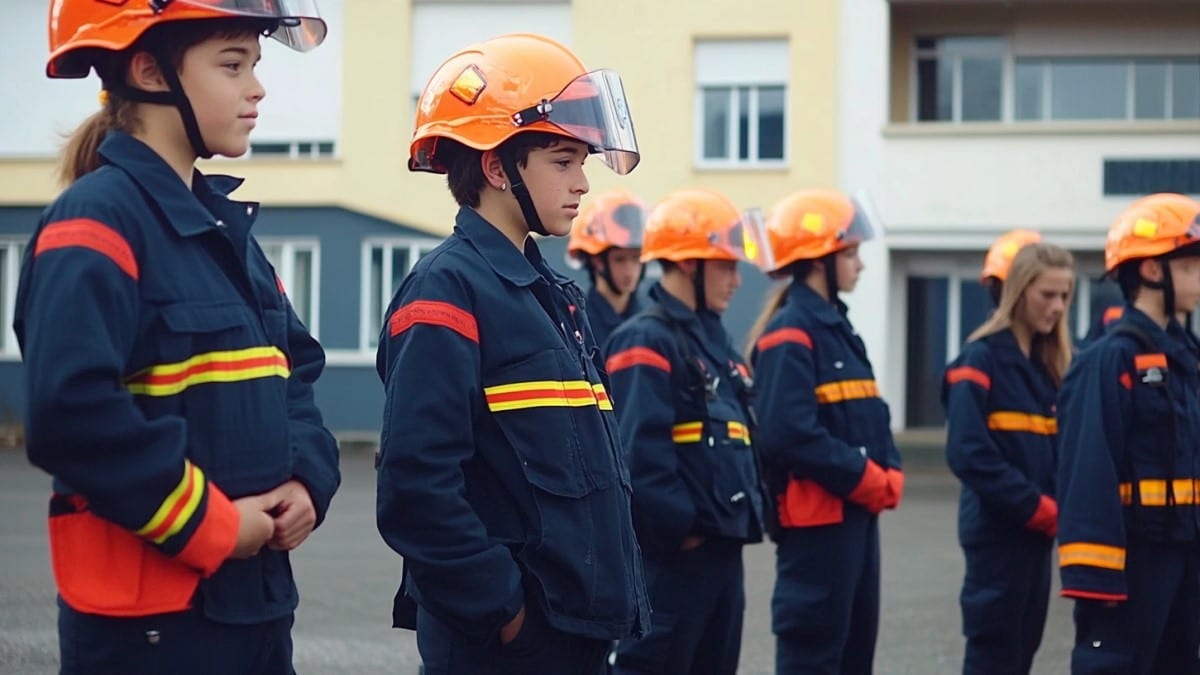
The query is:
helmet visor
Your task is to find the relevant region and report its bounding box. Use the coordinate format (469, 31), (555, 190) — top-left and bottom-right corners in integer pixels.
(602, 202), (646, 249)
(712, 209), (775, 270)
(514, 69), (640, 175)
(845, 198), (877, 247)
(175, 0), (327, 51)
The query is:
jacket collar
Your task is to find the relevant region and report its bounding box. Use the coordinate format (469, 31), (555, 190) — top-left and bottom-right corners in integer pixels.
(455, 206), (551, 287)
(1122, 306), (1197, 367)
(787, 281), (848, 326)
(649, 282), (701, 327)
(98, 131), (254, 238)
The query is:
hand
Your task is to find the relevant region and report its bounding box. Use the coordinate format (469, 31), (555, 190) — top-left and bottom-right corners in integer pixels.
(499, 605), (526, 645)
(231, 493), (282, 559)
(680, 535), (706, 552)
(265, 480), (317, 551)
(1025, 495), (1058, 538)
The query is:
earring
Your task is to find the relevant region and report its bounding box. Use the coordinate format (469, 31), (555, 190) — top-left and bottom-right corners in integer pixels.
(500, 182), (507, 191)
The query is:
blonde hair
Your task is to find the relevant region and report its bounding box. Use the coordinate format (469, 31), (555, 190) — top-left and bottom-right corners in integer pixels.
(58, 93), (141, 186)
(967, 242), (1075, 386)
(744, 279), (792, 361)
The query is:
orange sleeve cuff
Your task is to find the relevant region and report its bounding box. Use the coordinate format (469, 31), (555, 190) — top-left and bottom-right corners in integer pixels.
(847, 460), (890, 514)
(1062, 589), (1126, 602)
(1025, 495), (1058, 537)
(175, 483), (239, 577)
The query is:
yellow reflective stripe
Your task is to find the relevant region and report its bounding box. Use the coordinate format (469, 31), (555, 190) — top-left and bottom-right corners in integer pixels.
(135, 461), (206, 544)
(484, 380), (603, 412)
(672, 421), (704, 444)
(1059, 542), (1126, 571)
(126, 347), (290, 396)
(987, 411), (1057, 435)
(592, 384), (613, 411)
(1119, 479), (1200, 506)
(727, 421), (751, 444)
(814, 379), (879, 404)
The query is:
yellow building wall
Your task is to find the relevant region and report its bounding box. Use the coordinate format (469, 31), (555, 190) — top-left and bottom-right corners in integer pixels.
(0, 0), (839, 235)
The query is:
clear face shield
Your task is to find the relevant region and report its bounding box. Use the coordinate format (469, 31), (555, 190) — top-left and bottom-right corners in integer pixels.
(511, 69), (640, 175)
(173, 0), (327, 51)
(710, 208), (775, 270)
(843, 198), (878, 249)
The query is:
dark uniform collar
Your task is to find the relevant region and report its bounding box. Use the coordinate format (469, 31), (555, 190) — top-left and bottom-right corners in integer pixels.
(787, 281), (848, 326)
(649, 282), (701, 327)
(1121, 305), (1197, 366)
(455, 206), (554, 287)
(587, 286), (641, 322)
(98, 131), (254, 237)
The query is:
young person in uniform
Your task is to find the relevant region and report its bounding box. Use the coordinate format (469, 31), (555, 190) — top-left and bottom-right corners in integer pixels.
(566, 189), (647, 352)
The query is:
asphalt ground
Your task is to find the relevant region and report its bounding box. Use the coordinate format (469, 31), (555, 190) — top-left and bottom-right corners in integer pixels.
(0, 448), (1073, 674)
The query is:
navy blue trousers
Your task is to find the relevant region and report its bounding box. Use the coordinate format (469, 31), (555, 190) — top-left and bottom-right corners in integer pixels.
(417, 603), (609, 675)
(613, 540), (746, 675)
(1071, 540), (1200, 675)
(58, 599), (294, 675)
(773, 510), (879, 675)
(958, 534), (1051, 674)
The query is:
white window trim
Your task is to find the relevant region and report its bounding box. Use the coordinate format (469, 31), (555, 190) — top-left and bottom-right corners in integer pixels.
(0, 240), (23, 361)
(1010, 56), (1200, 123)
(258, 238), (321, 340)
(911, 36), (1008, 124)
(693, 84), (789, 170)
(359, 238), (441, 353)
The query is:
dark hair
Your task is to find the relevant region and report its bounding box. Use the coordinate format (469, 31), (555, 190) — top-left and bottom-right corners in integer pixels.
(1115, 262), (1143, 302)
(58, 18), (273, 185)
(442, 132), (567, 207)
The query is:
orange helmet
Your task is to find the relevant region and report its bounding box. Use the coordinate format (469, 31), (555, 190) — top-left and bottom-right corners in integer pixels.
(1106, 193), (1200, 272)
(763, 190), (874, 273)
(641, 188), (770, 267)
(410, 33), (639, 176)
(47, 0), (326, 79)
(567, 190), (646, 263)
(981, 229), (1043, 282)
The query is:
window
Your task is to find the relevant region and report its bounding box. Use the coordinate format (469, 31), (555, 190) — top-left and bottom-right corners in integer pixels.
(249, 141), (336, 159)
(0, 241), (26, 357)
(260, 240), (320, 337)
(362, 240), (440, 350)
(695, 39), (789, 167)
(1015, 57), (1200, 122)
(915, 36), (1004, 122)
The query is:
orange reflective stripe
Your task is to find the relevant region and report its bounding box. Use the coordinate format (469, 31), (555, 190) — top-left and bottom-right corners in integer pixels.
(35, 218), (139, 280)
(1059, 542), (1126, 571)
(126, 347), (290, 396)
(727, 421), (751, 444)
(1119, 479), (1200, 506)
(986, 411), (1057, 435)
(946, 366), (991, 390)
(592, 383), (613, 411)
(757, 327), (813, 353)
(135, 462), (205, 545)
(672, 421), (704, 444)
(389, 300), (479, 343)
(485, 380), (606, 412)
(815, 379), (879, 403)
(607, 347), (671, 374)
(1103, 306), (1124, 325)
(1134, 353), (1167, 370)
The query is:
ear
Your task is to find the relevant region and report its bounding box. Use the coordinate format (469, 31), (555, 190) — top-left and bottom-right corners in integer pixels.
(677, 259), (698, 278)
(1139, 257), (1164, 283)
(479, 150), (508, 192)
(127, 51), (170, 93)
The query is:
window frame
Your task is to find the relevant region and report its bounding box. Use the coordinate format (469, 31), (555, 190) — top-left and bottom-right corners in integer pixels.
(693, 39), (789, 170)
(0, 240), (24, 359)
(911, 35), (1008, 124)
(359, 238), (441, 352)
(258, 238), (322, 339)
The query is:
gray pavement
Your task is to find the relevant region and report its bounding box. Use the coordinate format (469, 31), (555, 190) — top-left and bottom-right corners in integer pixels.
(0, 449), (1072, 674)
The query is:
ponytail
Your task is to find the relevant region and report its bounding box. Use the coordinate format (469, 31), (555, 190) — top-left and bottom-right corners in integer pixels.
(57, 91), (139, 187)
(744, 280), (791, 361)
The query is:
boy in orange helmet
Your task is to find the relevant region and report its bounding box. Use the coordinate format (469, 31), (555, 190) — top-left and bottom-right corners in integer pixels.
(566, 189), (647, 352)
(1057, 193), (1200, 673)
(375, 34), (649, 674)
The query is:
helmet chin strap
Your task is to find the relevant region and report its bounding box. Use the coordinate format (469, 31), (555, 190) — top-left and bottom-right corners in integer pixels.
(692, 260), (708, 313)
(1144, 260), (1176, 323)
(823, 253), (839, 306)
(499, 151), (547, 236)
(107, 48), (212, 159)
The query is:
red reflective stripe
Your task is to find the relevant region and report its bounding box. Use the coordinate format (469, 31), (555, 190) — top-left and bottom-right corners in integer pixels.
(1135, 353), (1167, 370)
(35, 218), (139, 280)
(757, 327), (813, 352)
(1061, 589), (1128, 602)
(389, 300), (479, 343)
(275, 275), (286, 295)
(607, 347), (671, 374)
(1119, 372), (1133, 389)
(133, 353), (287, 387)
(1103, 306), (1124, 325)
(141, 464), (199, 542)
(946, 366), (991, 390)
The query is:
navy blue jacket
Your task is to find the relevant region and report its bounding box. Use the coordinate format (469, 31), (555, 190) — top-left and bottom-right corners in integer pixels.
(375, 207), (649, 643)
(943, 329), (1057, 547)
(15, 132), (340, 622)
(605, 283), (764, 555)
(1057, 307), (1200, 601)
(585, 285), (640, 355)
(751, 283), (901, 527)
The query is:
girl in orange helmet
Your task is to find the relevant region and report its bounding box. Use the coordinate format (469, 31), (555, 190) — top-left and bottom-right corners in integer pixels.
(981, 230), (1043, 306)
(566, 189), (647, 352)
(16, 1), (339, 673)
(1056, 193), (1200, 673)
(943, 242), (1074, 675)
(376, 34), (648, 675)
(747, 189), (902, 674)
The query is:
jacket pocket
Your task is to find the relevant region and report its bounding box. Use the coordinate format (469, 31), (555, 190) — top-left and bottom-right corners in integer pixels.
(49, 508), (199, 617)
(780, 478), (844, 527)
